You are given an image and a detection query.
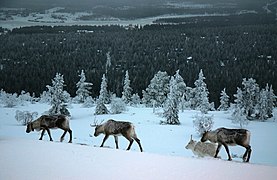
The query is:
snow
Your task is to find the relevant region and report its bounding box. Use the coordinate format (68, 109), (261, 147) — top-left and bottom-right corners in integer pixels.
(1, 102), (277, 179)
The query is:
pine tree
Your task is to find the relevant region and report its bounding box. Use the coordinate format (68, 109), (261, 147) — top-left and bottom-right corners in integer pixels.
(47, 73), (70, 116)
(75, 70), (93, 103)
(142, 71), (170, 107)
(162, 76), (180, 125)
(122, 70), (132, 104)
(194, 69), (210, 113)
(217, 88), (230, 111)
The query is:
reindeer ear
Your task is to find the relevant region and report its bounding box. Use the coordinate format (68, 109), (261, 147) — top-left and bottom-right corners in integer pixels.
(190, 135), (192, 140)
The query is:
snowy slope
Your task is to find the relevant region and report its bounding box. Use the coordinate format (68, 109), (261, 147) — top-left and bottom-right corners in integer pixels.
(1, 102), (277, 179)
(1, 138), (277, 180)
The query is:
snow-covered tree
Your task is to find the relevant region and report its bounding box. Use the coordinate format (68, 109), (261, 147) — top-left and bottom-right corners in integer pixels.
(105, 51), (112, 74)
(130, 93), (141, 107)
(193, 113), (214, 135)
(82, 96), (95, 108)
(142, 71), (170, 107)
(0, 90), (18, 107)
(95, 74), (109, 115)
(46, 73), (70, 116)
(94, 98), (109, 115)
(18, 90), (33, 105)
(266, 84), (276, 118)
(217, 88), (230, 111)
(75, 70), (93, 103)
(122, 70), (132, 104)
(241, 78), (260, 118)
(232, 88), (249, 127)
(194, 69), (210, 113)
(173, 70), (187, 105)
(110, 95), (126, 114)
(99, 74), (109, 104)
(39, 91), (51, 103)
(255, 84), (276, 120)
(162, 76), (180, 125)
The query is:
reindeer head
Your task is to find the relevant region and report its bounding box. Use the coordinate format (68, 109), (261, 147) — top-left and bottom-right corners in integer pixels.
(201, 131), (209, 142)
(26, 122), (34, 133)
(185, 135), (196, 150)
(90, 118), (104, 137)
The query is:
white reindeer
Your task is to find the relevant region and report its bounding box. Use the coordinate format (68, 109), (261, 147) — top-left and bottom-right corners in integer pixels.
(185, 135), (217, 157)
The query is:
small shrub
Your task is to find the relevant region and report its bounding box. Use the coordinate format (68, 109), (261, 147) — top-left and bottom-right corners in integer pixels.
(15, 110), (38, 125)
(193, 113), (214, 135)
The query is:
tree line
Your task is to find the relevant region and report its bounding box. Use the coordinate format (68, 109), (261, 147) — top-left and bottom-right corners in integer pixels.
(0, 23), (276, 107)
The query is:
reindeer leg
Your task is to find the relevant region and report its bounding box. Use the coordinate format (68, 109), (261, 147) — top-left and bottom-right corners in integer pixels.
(214, 144), (222, 158)
(45, 128), (53, 141)
(39, 129), (46, 140)
(123, 134), (134, 151)
(114, 136), (119, 149)
(243, 145), (252, 162)
(60, 130), (67, 142)
(134, 137), (143, 152)
(222, 143), (232, 161)
(68, 129), (72, 143)
(100, 135), (109, 147)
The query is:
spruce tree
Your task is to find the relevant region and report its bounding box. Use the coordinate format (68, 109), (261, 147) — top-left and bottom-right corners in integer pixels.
(95, 74), (109, 115)
(142, 71), (170, 107)
(122, 70), (132, 104)
(47, 73), (70, 116)
(194, 69), (210, 113)
(99, 74), (109, 104)
(241, 78), (260, 118)
(232, 87), (248, 127)
(218, 88), (230, 111)
(75, 70), (93, 103)
(174, 70), (187, 106)
(162, 76), (180, 125)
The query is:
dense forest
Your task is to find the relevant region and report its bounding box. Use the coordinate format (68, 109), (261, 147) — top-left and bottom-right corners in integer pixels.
(0, 15), (277, 107)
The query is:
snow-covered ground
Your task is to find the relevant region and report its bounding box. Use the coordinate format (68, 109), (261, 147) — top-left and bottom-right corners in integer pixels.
(1, 102), (277, 179)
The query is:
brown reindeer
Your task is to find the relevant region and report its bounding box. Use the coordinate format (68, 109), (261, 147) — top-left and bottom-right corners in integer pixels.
(201, 127), (252, 162)
(92, 119), (143, 152)
(26, 115), (72, 143)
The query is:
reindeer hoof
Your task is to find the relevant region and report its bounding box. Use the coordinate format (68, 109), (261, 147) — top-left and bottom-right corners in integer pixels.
(68, 141), (72, 143)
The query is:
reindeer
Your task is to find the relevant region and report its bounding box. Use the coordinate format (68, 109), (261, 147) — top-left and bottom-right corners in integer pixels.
(26, 115), (72, 143)
(201, 127), (252, 162)
(185, 135), (217, 157)
(91, 119), (143, 152)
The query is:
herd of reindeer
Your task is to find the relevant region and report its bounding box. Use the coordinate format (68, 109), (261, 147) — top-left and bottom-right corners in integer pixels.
(26, 114), (252, 162)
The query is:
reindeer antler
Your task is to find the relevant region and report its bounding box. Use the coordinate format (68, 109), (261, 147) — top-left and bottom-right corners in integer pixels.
(90, 116), (104, 127)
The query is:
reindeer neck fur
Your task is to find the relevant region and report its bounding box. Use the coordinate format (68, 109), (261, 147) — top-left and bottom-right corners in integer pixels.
(206, 130), (218, 143)
(32, 119), (41, 131)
